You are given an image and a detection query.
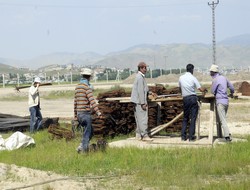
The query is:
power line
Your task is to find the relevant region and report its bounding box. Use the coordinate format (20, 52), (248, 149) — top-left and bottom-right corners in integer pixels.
(0, 1), (204, 9)
(208, 0), (219, 65)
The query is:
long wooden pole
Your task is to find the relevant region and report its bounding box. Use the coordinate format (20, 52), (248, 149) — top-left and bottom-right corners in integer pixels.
(150, 111), (183, 136)
(15, 83), (52, 92)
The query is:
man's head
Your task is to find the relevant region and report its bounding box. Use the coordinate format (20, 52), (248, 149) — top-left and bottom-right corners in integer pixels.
(137, 62), (148, 74)
(80, 68), (92, 80)
(209, 64), (219, 76)
(186, 63), (194, 74)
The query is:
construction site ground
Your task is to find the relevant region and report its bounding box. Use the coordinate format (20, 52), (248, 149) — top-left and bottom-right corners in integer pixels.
(0, 81), (250, 190)
(0, 83), (249, 148)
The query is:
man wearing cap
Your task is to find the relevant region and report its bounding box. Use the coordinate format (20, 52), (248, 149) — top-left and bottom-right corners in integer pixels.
(131, 62), (154, 141)
(74, 68), (102, 153)
(179, 64), (207, 141)
(28, 77), (43, 133)
(209, 64), (234, 142)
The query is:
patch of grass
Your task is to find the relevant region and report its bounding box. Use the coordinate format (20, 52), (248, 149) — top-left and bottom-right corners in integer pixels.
(42, 90), (74, 100)
(0, 130), (249, 189)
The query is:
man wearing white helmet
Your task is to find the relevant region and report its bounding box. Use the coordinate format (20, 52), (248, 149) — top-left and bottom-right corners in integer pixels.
(74, 68), (102, 153)
(28, 77), (43, 133)
(210, 64), (234, 142)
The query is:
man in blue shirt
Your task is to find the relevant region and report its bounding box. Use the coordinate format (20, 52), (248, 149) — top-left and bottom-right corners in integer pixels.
(179, 64), (207, 141)
(210, 64), (234, 142)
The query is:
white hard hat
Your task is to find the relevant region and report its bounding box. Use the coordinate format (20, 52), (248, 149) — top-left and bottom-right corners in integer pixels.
(209, 64), (219, 72)
(34, 77), (41, 83)
(80, 68), (92, 76)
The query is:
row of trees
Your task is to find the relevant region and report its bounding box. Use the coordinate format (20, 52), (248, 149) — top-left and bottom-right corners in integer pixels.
(0, 68), (185, 86)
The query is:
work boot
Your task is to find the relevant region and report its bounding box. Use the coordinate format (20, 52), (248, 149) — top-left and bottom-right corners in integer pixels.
(142, 135), (153, 141)
(135, 134), (142, 140)
(76, 144), (86, 154)
(225, 136), (232, 142)
(225, 133), (232, 142)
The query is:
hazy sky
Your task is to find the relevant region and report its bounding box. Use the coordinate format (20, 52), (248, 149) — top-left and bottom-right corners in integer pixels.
(0, 0), (249, 60)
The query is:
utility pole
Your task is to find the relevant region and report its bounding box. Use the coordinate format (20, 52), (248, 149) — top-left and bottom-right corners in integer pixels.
(164, 56), (167, 74)
(208, 0), (219, 65)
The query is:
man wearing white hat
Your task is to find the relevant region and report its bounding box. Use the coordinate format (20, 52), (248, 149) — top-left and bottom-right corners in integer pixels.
(74, 68), (102, 153)
(210, 64), (234, 141)
(28, 77), (43, 133)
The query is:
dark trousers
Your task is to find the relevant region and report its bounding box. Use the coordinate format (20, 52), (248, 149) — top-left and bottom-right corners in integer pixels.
(181, 95), (198, 139)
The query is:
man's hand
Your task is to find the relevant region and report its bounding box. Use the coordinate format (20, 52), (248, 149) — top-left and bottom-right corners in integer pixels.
(141, 104), (147, 111)
(97, 112), (104, 119)
(148, 92), (158, 100)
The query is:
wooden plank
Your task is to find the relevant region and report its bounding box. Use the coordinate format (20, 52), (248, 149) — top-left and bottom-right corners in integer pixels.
(150, 111), (183, 136)
(208, 100), (215, 145)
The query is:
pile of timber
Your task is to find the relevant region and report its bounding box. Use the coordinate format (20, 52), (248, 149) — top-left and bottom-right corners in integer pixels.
(239, 81), (250, 96)
(0, 113), (59, 132)
(94, 88), (135, 138)
(93, 85), (184, 138)
(233, 81), (250, 96)
(158, 86), (183, 132)
(0, 113), (30, 132)
(48, 123), (74, 141)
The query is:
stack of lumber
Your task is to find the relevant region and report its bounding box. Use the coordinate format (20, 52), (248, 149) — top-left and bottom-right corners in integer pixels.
(93, 85), (184, 138)
(0, 113), (59, 132)
(0, 113), (30, 132)
(94, 88), (135, 138)
(158, 87), (183, 132)
(48, 123), (74, 141)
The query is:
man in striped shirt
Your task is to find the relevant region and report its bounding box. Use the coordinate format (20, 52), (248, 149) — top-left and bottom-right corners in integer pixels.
(74, 68), (102, 153)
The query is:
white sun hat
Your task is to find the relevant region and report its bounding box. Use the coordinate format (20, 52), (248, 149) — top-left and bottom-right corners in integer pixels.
(209, 64), (219, 72)
(34, 77), (41, 83)
(80, 68), (92, 76)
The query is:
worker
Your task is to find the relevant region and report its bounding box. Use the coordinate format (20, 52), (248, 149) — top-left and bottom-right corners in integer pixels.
(74, 68), (102, 153)
(28, 77), (43, 133)
(179, 64), (207, 141)
(131, 62), (156, 141)
(209, 64), (234, 142)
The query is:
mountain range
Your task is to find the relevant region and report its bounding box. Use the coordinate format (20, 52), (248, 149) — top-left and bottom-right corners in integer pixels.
(1, 34), (250, 71)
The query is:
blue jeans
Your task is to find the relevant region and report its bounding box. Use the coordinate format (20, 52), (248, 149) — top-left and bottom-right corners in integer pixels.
(29, 106), (43, 133)
(181, 95), (198, 138)
(77, 112), (93, 151)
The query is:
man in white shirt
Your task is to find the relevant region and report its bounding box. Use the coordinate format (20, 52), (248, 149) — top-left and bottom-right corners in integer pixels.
(179, 64), (206, 141)
(28, 77), (43, 133)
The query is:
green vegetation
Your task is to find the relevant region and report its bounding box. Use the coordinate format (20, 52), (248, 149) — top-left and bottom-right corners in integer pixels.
(0, 130), (249, 189)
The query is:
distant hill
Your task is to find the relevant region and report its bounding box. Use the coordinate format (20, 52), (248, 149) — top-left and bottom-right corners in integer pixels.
(0, 63), (29, 74)
(0, 34), (250, 71)
(218, 34), (250, 46)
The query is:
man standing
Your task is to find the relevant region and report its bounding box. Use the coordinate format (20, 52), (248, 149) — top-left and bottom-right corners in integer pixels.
(209, 64), (234, 142)
(28, 77), (43, 133)
(179, 64), (206, 141)
(131, 62), (153, 141)
(74, 68), (102, 153)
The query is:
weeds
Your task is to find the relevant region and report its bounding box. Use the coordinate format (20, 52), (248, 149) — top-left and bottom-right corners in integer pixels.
(0, 130), (249, 189)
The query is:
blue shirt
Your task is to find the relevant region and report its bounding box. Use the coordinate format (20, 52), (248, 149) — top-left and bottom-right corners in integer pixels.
(179, 72), (201, 97)
(211, 73), (234, 105)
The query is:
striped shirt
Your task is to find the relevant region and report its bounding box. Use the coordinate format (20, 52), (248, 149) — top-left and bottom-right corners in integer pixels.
(74, 83), (101, 118)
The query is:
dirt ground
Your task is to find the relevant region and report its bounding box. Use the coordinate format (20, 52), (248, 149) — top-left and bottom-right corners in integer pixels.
(0, 80), (250, 190)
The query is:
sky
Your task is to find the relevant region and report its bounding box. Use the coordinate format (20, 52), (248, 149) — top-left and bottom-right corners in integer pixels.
(0, 0), (249, 60)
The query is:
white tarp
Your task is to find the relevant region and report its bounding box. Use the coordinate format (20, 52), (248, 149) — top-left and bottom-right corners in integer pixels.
(0, 132), (35, 151)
